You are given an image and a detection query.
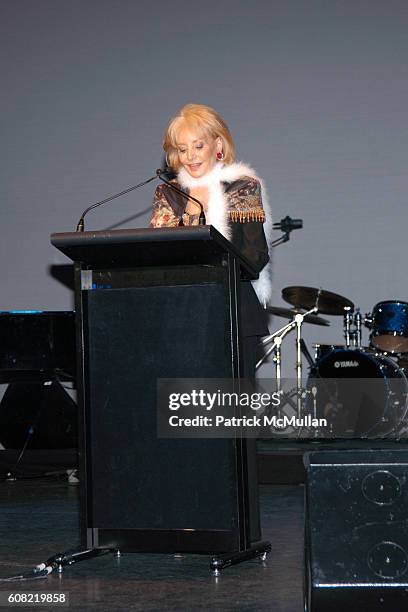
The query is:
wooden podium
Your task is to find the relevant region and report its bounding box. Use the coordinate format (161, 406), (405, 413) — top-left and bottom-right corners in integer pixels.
(51, 225), (270, 572)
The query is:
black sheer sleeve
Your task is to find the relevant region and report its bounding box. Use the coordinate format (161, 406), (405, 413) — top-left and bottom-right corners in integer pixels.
(229, 222), (269, 273)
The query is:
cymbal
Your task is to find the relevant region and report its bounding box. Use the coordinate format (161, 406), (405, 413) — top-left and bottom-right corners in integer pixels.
(264, 306), (330, 326)
(282, 286), (354, 316)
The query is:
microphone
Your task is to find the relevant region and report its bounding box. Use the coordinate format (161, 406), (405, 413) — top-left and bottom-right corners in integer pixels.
(75, 171), (161, 232)
(156, 169), (206, 226)
(273, 216), (303, 234)
(75, 168), (206, 231)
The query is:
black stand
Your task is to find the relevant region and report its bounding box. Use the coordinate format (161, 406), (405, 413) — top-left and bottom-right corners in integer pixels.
(51, 226), (271, 573)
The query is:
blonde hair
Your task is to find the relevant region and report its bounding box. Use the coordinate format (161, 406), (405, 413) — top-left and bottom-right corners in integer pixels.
(163, 103), (236, 171)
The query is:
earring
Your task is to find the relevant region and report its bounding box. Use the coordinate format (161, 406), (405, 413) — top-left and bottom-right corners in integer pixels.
(216, 151), (224, 161)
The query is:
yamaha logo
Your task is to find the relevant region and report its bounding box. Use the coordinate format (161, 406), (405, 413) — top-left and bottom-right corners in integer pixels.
(334, 360), (360, 368)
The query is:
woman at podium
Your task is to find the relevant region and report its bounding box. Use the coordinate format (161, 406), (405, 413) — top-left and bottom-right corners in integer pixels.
(149, 103), (272, 309)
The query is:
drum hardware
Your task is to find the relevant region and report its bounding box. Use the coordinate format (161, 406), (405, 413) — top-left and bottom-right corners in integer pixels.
(295, 312), (305, 418)
(364, 312), (373, 328)
(343, 307), (362, 348)
(259, 307), (319, 418)
(343, 307), (352, 347)
(355, 310), (362, 348)
(262, 386), (307, 437)
(260, 285), (352, 424)
(275, 385), (320, 439)
(258, 305), (328, 374)
(307, 385), (321, 438)
(261, 288), (335, 412)
(264, 306), (330, 327)
(257, 320), (296, 391)
(282, 286), (354, 316)
(266, 393), (295, 436)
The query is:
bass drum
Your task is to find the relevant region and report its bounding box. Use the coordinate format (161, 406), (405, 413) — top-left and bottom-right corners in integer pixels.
(313, 344), (345, 361)
(309, 348), (408, 437)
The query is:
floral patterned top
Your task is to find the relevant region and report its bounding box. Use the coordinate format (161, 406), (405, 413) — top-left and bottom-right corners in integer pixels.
(149, 177), (265, 228)
(149, 176), (269, 273)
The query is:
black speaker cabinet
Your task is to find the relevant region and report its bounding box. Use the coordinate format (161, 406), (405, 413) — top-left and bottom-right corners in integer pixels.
(0, 380), (77, 449)
(305, 450), (408, 611)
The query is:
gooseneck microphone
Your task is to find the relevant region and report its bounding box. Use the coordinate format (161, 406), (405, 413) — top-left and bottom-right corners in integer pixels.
(75, 172), (159, 232)
(156, 169), (206, 226)
(75, 168), (206, 231)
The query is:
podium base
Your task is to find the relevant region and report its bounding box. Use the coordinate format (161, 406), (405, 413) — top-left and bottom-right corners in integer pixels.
(210, 540), (272, 575)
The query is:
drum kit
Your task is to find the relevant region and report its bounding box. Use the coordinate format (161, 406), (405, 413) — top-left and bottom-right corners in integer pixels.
(258, 286), (408, 438)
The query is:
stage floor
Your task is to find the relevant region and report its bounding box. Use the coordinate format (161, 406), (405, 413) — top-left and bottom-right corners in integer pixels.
(0, 478), (304, 611)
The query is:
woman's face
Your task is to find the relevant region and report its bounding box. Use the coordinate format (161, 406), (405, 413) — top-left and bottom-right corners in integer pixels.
(175, 126), (222, 178)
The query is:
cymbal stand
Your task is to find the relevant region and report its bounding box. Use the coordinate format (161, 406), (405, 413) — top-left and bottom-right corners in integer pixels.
(257, 324), (297, 425)
(295, 313), (303, 418)
(273, 336), (282, 391)
(257, 306), (318, 412)
(294, 308), (318, 418)
(256, 321), (296, 392)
